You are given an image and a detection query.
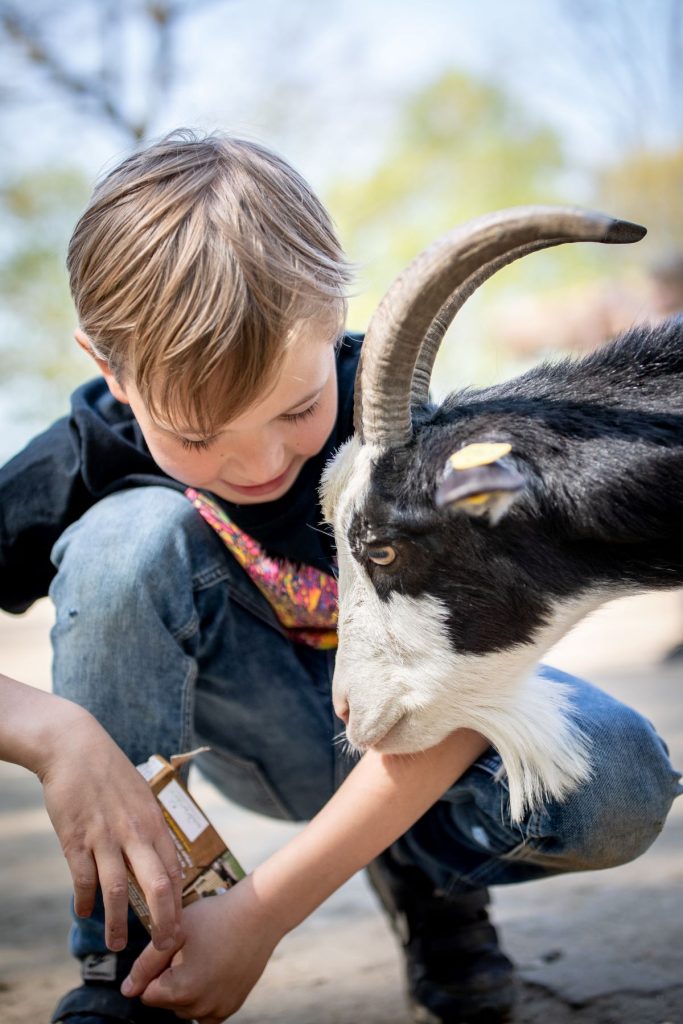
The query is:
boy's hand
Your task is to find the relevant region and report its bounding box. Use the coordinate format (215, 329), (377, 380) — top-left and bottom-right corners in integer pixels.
(37, 704), (183, 953)
(119, 729), (490, 1020)
(121, 878), (282, 1023)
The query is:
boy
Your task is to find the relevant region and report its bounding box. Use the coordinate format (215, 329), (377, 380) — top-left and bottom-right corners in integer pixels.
(0, 130), (679, 1024)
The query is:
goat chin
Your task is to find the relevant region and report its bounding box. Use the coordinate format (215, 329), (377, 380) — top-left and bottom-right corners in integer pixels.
(334, 587), (605, 824)
(345, 672), (593, 824)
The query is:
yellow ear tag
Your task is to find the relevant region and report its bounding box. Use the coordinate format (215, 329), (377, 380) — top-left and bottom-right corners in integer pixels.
(448, 442), (512, 471)
(459, 493), (491, 506)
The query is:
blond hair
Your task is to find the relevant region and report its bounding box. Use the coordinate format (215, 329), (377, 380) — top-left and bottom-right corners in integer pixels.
(68, 129), (352, 434)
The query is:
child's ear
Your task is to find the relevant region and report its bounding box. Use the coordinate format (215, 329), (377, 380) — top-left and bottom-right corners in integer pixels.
(74, 329), (129, 405)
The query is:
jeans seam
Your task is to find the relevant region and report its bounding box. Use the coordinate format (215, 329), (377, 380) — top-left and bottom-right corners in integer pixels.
(191, 562), (288, 639)
(180, 655), (198, 756)
(172, 609), (200, 644)
(474, 756), (509, 793)
(442, 834), (550, 893)
(191, 562), (234, 590)
(497, 834), (550, 862)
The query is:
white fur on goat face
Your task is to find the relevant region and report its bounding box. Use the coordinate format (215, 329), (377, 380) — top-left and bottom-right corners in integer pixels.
(321, 438), (597, 821)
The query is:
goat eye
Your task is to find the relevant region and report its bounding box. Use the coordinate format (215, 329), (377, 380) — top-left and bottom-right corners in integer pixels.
(367, 545), (396, 566)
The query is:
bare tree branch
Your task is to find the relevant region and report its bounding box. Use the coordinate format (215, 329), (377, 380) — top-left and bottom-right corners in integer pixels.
(0, 0), (216, 142)
(98, 1), (124, 108)
(146, 1), (175, 134)
(0, 2), (143, 139)
(0, 2), (139, 138)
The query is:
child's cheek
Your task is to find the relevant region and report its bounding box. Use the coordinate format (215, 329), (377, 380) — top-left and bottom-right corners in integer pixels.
(146, 439), (216, 488)
(294, 393), (338, 455)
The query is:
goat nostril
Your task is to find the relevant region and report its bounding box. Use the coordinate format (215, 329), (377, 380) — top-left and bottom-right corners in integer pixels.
(335, 700), (350, 725)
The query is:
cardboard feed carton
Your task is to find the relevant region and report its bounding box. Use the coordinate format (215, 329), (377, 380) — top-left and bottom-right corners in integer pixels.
(129, 750), (245, 932)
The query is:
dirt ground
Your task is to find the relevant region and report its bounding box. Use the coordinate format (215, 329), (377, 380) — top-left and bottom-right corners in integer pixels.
(1, 592), (682, 1023)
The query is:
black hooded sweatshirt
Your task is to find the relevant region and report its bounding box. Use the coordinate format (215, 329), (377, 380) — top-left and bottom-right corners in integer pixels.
(0, 335), (361, 614)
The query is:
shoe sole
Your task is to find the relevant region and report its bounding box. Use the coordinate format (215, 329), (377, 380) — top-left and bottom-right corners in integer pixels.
(411, 982), (516, 1024)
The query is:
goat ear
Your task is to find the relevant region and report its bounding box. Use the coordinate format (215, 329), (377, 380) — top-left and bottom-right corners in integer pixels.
(435, 444), (525, 525)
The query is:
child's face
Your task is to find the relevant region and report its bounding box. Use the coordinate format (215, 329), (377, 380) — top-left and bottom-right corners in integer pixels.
(84, 320), (340, 504)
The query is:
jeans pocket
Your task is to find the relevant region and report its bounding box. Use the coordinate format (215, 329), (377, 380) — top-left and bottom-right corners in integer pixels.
(195, 746), (298, 821)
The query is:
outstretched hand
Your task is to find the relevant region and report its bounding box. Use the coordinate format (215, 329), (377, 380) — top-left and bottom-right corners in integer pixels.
(121, 879), (282, 1023)
(0, 676), (183, 952)
(37, 703), (183, 953)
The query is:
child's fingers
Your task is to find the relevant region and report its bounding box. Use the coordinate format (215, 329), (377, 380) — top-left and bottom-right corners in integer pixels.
(121, 940), (175, 998)
(67, 849), (97, 919)
(97, 852), (131, 951)
(154, 829), (185, 915)
(138, 968), (189, 1012)
(127, 842), (182, 951)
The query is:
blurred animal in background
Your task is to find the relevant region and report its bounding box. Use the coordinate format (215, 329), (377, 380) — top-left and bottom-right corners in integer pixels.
(322, 207), (683, 821)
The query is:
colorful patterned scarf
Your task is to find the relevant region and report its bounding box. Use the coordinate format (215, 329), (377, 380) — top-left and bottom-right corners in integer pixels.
(185, 488), (338, 649)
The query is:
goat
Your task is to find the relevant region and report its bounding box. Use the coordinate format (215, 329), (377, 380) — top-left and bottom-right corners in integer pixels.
(321, 206), (683, 821)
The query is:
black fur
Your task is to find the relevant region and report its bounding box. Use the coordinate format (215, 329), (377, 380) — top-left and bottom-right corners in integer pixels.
(349, 320), (683, 655)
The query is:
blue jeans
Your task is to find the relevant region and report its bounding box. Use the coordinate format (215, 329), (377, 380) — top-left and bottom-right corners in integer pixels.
(50, 486), (682, 958)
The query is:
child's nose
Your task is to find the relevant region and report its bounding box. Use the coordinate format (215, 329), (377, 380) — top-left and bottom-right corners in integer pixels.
(231, 436), (287, 482)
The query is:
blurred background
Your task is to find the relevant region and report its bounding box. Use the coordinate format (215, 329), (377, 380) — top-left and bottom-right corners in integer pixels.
(2, 0), (683, 462)
(1, 5), (683, 1021)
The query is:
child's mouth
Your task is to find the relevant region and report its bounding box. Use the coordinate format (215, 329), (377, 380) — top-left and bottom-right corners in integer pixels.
(223, 463), (294, 497)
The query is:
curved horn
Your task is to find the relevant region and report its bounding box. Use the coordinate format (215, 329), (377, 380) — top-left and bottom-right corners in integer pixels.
(410, 239), (565, 407)
(355, 206), (646, 446)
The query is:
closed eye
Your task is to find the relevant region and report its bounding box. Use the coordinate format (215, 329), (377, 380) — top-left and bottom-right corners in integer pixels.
(178, 436), (214, 452)
(280, 400), (320, 424)
(175, 397), (321, 447)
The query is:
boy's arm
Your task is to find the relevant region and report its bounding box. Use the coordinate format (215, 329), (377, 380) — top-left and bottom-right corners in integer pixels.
(123, 728), (488, 1024)
(0, 673), (182, 951)
(0, 416), (91, 614)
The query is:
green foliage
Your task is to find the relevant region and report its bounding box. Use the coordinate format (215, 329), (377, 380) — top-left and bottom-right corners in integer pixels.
(0, 168), (92, 420)
(3, 69), (675, 429)
(325, 70), (651, 390)
(326, 71), (568, 327)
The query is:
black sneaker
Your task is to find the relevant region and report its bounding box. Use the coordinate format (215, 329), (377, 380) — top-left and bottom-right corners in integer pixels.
(51, 952), (184, 1024)
(366, 851), (516, 1024)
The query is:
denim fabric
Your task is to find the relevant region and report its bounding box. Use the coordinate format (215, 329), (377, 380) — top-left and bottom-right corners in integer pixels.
(50, 486), (682, 957)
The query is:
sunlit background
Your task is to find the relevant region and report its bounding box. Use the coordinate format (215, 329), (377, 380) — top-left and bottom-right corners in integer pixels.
(2, 0), (683, 461)
(2, 7), (683, 1020)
